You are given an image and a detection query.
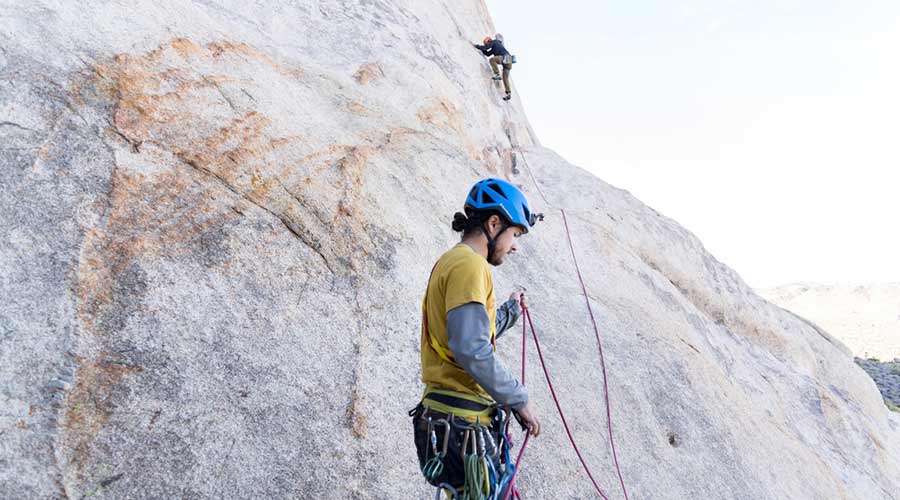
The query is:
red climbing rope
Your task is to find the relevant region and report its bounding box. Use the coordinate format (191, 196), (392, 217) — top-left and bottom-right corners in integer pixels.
(560, 208), (630, 500)
(506, 306), (612, 500)
(502, 432), (530, 500)
(503, 209), (630, 500)
(502, 308), (530, 499)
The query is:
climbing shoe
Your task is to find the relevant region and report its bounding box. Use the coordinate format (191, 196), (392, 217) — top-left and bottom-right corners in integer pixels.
(502, 93), (511, 101)
(492, 75), (502, 81)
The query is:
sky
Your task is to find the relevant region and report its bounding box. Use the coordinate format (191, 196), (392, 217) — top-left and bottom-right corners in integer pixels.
(485, 0), (900, 288)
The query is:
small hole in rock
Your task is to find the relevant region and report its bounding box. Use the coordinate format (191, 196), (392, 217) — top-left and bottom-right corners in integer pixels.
(667, 431), (680, 447)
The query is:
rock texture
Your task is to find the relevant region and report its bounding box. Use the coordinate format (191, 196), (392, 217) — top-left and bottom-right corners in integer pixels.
(1, 1), (899, 499)
(760, 283), (900, 361)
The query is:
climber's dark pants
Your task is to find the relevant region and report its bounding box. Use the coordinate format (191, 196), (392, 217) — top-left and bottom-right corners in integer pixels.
(489, 55), (512, 94)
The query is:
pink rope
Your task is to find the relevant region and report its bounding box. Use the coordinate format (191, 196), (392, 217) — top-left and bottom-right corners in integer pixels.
(502, 433), (530, 500)
(560, 209), (630, 500)
(521, 313), (527, 383)
(521, 306), (612, 500)
(503, 306), (529, 499)
(503, 209), (632, 499)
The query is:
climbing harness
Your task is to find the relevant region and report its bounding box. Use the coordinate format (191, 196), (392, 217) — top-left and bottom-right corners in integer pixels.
(414, 402), (521, 500)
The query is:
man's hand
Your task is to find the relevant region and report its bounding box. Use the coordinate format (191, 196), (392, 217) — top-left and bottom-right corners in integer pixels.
(516, 400), (541, 437)
(509, 291), (528, 309)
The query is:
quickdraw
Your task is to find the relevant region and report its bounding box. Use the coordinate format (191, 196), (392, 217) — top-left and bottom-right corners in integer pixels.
(423, 417), (451, 482)
(461, 428), (486, 500)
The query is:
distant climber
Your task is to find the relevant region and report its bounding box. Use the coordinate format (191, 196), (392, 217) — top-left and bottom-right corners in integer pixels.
(410, 178), (542, 499)
(474, 34), (515, 101)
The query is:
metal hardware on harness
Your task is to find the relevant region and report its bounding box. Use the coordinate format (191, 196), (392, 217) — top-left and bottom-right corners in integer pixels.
(462, 428), (490, 500)
(423, 417), (452, 482)
(476, 426), (486, 457)
(426, 406), (519, 499)
(436, 418), (451, 456)
(482, 426), (498, 459)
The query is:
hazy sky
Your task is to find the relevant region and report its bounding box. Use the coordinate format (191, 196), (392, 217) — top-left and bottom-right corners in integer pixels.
(485, 0), (900, 288)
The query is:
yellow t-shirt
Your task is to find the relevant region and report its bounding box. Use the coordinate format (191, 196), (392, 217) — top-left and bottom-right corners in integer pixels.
(420, 244), (497, 401)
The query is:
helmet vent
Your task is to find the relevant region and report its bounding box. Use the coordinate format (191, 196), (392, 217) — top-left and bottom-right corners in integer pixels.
(481, 191), (496, 204)
(487, 182), (505, 197)
(523, 205), (532, 225)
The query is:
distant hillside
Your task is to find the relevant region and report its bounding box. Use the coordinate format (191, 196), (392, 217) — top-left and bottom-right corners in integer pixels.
(856, 358), (900, 410)
(759, 283), (900, 361)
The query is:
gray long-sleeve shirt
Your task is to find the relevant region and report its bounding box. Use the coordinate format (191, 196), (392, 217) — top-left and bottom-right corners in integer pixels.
(446, 298), (528, 409)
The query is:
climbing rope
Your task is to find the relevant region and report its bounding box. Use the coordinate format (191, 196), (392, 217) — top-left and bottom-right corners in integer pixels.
(503, 305), (611, 500)
(500, 432), (529, 500)
(560, 209), (630, 500)
(500, 311), (531, 499)
(502, 210), (632, 499)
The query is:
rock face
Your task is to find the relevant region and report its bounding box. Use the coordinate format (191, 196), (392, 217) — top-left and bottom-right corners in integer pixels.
(1, 2), (898, 499)
(759, 283), (900, 361)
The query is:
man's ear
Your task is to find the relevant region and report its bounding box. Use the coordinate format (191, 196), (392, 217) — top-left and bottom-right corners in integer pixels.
(487, 214), (501, 234)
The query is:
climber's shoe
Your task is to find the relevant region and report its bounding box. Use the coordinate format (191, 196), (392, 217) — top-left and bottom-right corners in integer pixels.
(502, 92), (511, 101)
(492, 74), (502, 81)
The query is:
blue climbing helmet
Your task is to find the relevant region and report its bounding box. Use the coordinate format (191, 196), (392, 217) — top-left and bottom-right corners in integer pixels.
(464, 178), (541, 233)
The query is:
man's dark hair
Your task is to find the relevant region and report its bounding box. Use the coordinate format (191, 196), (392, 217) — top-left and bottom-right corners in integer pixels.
(452, 211), (501, 236)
